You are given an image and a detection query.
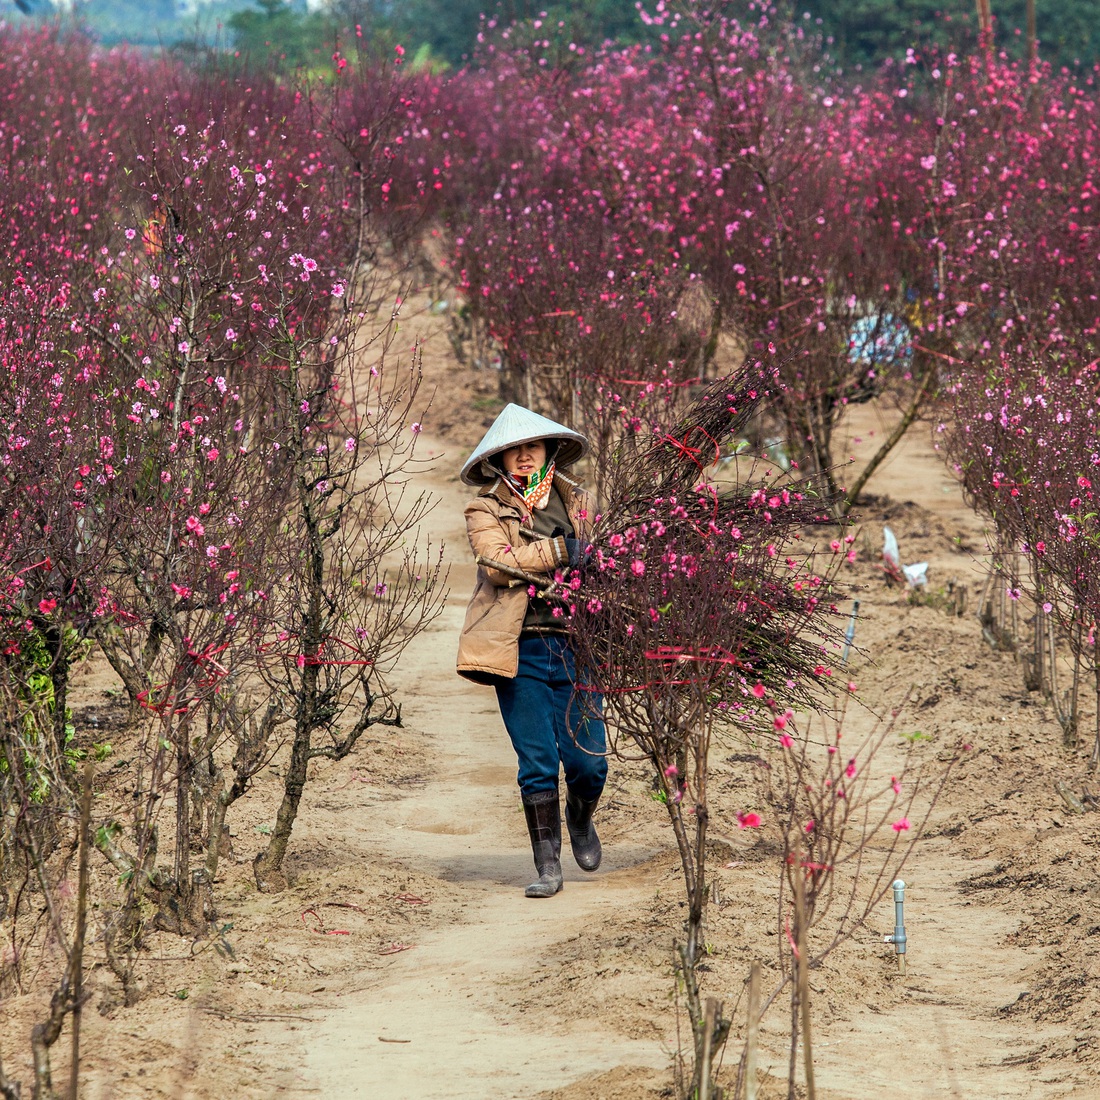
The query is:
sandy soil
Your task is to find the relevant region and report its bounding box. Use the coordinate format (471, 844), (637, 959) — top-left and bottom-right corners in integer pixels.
(5, 285), (1100, 1099)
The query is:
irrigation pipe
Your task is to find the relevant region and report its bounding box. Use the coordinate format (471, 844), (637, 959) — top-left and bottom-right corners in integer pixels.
(883, 879), (907, 976)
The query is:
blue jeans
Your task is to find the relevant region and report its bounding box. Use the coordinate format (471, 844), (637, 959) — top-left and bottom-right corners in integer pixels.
(495, 634), (607, 802)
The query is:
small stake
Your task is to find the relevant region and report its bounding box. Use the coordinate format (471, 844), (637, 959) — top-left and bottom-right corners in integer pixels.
(70, 761), (94, 1100)
(883, 879), (907, 975)
(745, 962), (760, 1100)
(699, 997), (718, 1100)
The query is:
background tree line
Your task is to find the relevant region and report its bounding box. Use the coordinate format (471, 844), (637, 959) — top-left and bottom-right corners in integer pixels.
(9, 0), (1100, 73)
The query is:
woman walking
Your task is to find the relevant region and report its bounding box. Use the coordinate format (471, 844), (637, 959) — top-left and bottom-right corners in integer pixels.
(457, 404), (607, 898)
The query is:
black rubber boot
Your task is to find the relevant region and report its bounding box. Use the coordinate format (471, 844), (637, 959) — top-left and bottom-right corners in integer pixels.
(521, 790), (563, 898)
(565, 789), (602, 872)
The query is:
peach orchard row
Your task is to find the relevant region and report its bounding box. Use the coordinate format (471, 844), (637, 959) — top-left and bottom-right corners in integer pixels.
(1, 7), (1099, 1092)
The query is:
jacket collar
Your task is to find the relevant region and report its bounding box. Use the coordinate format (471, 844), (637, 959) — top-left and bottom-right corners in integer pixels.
(481, 477), (521, 512)
(480, 471), (584, 515)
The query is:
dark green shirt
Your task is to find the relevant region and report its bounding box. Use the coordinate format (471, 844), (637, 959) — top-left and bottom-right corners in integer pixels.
(523, 485), (574, 634)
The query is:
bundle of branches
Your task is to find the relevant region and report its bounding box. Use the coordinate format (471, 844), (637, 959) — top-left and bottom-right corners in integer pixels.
(573, 485), (837, 720)
(564, 365), (846, 1098)
(606, 368), (771, 520)
(573, 364), (840, 712)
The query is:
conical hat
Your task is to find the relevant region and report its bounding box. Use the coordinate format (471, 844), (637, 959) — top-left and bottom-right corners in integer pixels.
(460, 403), (589, 485)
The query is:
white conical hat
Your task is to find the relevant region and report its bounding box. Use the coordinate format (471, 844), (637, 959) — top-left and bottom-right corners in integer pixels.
(460, 403), (589, 485)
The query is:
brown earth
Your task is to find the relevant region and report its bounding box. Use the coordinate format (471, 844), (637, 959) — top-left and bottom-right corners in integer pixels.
(4, 284), (1100, 1099)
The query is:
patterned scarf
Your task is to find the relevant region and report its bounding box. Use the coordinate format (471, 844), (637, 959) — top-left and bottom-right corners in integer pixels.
(504, 460), (556, 511)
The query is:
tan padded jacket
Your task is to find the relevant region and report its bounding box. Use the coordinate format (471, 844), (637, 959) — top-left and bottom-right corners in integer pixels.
(456, 472), (593, 684)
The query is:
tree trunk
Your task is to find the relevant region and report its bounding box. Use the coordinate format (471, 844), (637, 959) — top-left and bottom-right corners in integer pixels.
(841, 364), (935, 516)
(976, 0), (993, 38)
(42, 624), (70, 765)
(252, 699), (314, 893)
(69, 763), (93, 1100)
(253, 500), (325, 893)
(172, 711), (194, 922)
(794, 862), (816, 1100)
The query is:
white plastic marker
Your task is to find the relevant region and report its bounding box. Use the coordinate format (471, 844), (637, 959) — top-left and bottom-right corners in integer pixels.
(884, 524), (929, 587)
(902, 561), (929, 587)
(883, 525), (901, 572)
(841, 599), (860, 664)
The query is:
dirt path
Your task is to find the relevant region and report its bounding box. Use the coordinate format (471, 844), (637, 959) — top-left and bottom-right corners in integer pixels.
(241, 432), (671, 1098)
(293, 609), (670, 1098)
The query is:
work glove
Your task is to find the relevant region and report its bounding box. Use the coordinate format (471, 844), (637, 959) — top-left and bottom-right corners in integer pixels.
(564, 537), (591, 571)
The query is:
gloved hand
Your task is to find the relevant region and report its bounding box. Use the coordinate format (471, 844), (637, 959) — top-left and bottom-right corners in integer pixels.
(564, 537), (590, 570)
